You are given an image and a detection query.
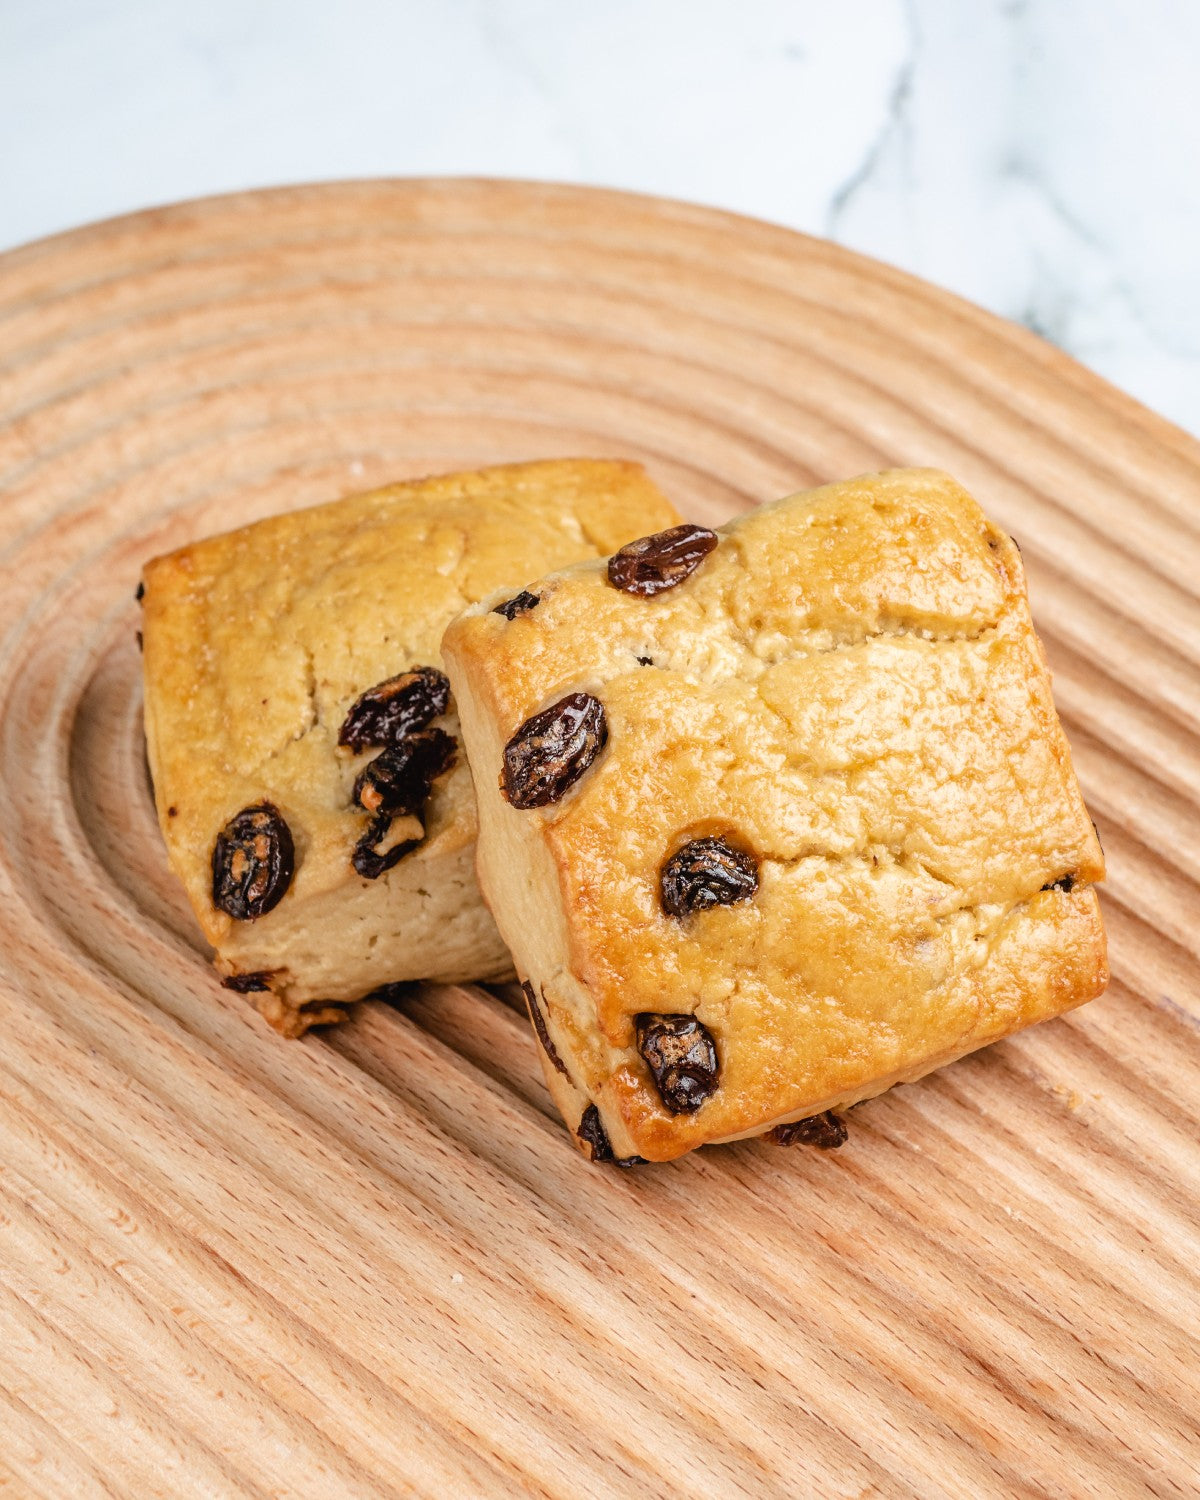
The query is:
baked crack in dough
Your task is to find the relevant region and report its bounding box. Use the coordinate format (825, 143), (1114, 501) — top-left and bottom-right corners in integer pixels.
(442, 469), (1108, 1163)
(140, 459), (680, 1034)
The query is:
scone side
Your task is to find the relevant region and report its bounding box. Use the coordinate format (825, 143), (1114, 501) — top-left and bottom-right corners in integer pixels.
(442, 623), (624, 1150)
(141, 547), (231, 949)
(992, 528), (1105, 887)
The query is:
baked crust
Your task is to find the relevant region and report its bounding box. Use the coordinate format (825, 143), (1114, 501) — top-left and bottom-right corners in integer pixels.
(442, 468), (1108, 1161)
(141, 458), (680, 1032)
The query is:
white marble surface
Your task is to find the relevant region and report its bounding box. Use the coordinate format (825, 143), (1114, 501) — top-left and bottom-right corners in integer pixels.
(2, 0), (1197, 434)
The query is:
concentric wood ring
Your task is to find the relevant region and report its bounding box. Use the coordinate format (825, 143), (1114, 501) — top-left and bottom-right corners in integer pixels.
(1, 180), (1198, 1496)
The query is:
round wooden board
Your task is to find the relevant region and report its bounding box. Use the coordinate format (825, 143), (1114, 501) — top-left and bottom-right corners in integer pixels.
(0, 180), (1197, 1500)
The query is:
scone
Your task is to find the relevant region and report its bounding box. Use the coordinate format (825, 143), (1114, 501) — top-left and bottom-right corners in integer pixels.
(140, 458), (680, 1035)
(441, 468), (1107, 1163)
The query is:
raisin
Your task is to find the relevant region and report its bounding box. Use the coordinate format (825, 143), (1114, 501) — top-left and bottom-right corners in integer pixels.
(577, 1105), (647, 1168)
(636, 655), (654, 666)
(660, 836), (758, 919)
(135, 581), (145, 603)
(352, 813), (419, 880)
(221, 970), (274, 993)
(501, 692), (607, 808)
(1041, 872), (1076, 893)
(212, 803), (295, 920)
(768, 1111), (847, 1149)
(607, 523), (718, 597)
(353, 728), (456, 816)
(522, 981), (568, 1077)
(338, 667), (450, 753)
(578, 1104), (612, 1162)
(493, 590), (540, 620)
(636, 1013), (719, 1114)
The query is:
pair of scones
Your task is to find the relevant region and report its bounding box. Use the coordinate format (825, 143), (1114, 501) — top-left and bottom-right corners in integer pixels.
(142, 460), (1106, 1161)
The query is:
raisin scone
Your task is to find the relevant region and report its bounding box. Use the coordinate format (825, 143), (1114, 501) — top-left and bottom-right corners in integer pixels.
(140, 458), (680, 1035)
(441, 468), (1108, 1163)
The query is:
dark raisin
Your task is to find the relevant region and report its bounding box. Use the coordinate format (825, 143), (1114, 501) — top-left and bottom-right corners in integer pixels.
(577, 1104), (647, 1168)
(636, 655), (654, 666)
(1041, 872), (1076, 893)
(135, 581), (145, 603)
(768, 1111), (848, 1149)
(353, 728), (456, 816)
(352, 812), (419, 880)
(501, 692), (607, 809)
(608, 523), (718, 597)
(212, 803), (295, 920)
(167, 805), (178, 818)
(493, 590), (540, 620)
(522, 981), (568, 1077)
(660, 836), (759, 919)
(338, 667), (450, 753)
(221, 971), (274, 993)
(636, 1013), (720, 1114)
(578, 1104), (612, 1162)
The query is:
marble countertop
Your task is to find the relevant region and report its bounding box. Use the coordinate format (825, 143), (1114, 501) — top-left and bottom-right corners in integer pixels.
(2, 0), (1196, 435)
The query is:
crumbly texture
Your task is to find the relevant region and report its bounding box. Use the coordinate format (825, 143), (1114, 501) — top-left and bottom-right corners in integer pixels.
(442, 468), (1108, 1162)
(141, 459), (680, 1033)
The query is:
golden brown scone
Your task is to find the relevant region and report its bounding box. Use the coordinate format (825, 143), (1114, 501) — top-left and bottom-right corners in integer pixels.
(140, 459), (680, 1034)
(442, 468), (1107, 1163)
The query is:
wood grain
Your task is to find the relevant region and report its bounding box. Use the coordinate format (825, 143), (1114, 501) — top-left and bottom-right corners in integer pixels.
(0, 179), (1197, 1499)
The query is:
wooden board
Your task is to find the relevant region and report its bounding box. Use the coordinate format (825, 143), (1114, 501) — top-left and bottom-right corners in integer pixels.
(0, 180), (1197, 1500)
